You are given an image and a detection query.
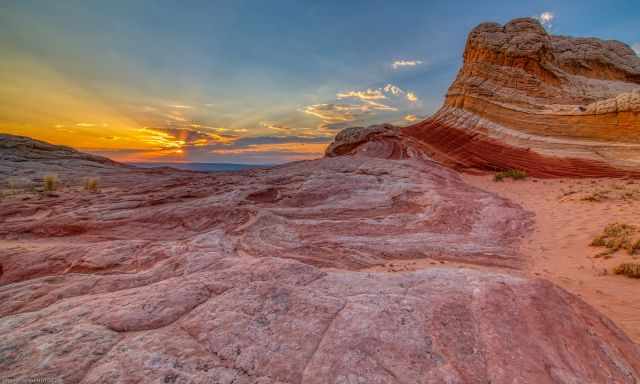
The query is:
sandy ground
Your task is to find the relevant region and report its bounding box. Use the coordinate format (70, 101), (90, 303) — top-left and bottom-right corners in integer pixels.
(463, 175), (640, 343)
(364, 175), (640, 343)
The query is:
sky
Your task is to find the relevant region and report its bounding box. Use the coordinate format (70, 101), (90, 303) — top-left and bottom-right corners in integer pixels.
(1, 1), (639, 164)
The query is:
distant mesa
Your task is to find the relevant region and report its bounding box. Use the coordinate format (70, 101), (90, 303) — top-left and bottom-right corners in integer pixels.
(329, 18), (640, 177)
(129, 162), (272, 173)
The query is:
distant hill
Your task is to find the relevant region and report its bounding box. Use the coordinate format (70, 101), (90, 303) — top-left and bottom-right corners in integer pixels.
(0, 133), (127, 179)
(128, 162), (273, 172)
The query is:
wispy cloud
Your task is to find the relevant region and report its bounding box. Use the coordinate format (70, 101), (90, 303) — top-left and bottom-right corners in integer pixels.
(391, 60), (424, 69)
(75, 122), (109, 128)
(303, 83), (419, 129)
(303, 102), (397, 123)
(632, 43), (640, 55)
(336, 89), (386, 101)
(168, 104), (194, 109)
(535, 11), (554, 29)
(260, 121), (294, 132)
(383, 84), (403, 96)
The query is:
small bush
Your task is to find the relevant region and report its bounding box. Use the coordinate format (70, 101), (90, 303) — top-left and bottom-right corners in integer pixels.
(43, 174), (59, 192)
(613, 263), (640, 278)
(494, 169), (527, 182)
(581, 190), (609, 202)
(590, 223), (639, 255)
(84, 177), (100, 193)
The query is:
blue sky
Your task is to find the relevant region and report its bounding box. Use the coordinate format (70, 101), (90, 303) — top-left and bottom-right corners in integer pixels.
(1, 0), (638, 163)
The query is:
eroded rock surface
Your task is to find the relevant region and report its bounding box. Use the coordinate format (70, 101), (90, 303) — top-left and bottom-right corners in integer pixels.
(1, 134), (639, 382)
(3, 258), (640, 384)
(401, 18), (640, 177)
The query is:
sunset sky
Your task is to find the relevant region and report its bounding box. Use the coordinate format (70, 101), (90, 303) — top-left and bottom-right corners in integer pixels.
(1, 0), (639, 164)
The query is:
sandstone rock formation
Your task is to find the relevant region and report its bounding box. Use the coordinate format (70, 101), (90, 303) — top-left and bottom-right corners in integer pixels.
(0, 134), (127, 180)
(333, 18), (640, 177)
(1, 134), (640, 382)
(418, 17), (640, 177)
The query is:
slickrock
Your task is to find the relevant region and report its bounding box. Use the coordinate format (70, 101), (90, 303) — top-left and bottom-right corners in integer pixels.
(400, 18), (640, 177)
(2, 258), (640, 384)
(0, 134), (129, 180)
(1, 134), (640, 382)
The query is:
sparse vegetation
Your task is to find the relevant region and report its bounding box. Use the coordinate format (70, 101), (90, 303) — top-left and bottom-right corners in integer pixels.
(581, 190), (610, 202)
(43, 174), (59, 192)
(494, 169), (527, 182)
(84, 177), (100, 193)
(579, 187), (640, 203)
(613, 263), (640, 278)
(590, 223), (640, 256)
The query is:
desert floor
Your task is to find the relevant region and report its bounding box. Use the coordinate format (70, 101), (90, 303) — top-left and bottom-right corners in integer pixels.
(365, 175), (640, 343)
(465, 175), (640, 342)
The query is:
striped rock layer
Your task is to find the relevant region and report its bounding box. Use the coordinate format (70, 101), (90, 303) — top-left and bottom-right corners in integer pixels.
(358, 18), (640, 177)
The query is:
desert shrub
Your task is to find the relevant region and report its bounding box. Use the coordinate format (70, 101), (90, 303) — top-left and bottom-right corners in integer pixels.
(43, 174), (59, 192)
(84, 177), (100, 192)
(494, 169), (527, 182)
(590, 223), (639, 255)
(613, 263), (640, 278)
(581, 190), (609, 202)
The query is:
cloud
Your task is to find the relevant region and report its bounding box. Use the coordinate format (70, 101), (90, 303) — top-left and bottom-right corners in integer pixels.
(401, 114), (428, 125)
(302, 83), (419, 130)
(383, 84), (403, 96)
(632, 43), (640, 55)
(303, 102), (397, 123)
(336, 89), (386, 101)
(211, 142), (327, 154)
(168, 104), (194, 109)
(231, 135), (330, 146)
(536, 11), (554, 29)
(391, 60), (424, 69)
(260, 121), (293, 132)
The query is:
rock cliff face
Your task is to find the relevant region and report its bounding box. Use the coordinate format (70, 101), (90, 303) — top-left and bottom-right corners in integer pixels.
(398, 18), (640, 176)
(2, 134), (640, 382)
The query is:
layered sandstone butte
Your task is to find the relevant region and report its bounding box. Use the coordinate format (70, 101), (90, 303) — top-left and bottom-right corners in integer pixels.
(401, 18), (640, 177)
(2, 134), (640, 382)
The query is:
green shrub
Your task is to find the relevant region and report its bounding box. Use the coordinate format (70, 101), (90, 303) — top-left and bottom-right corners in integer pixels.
(613, 263), (640, 278)
(494, 169), (528, 182)
(590, 223), (639, 255)
(84, 177), (100, 192)
(43, 174), (59, 192)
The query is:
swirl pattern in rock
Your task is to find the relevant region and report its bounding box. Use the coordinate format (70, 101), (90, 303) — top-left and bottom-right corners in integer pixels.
(1, 134), (640, 382)
(402, 18), (640, 177)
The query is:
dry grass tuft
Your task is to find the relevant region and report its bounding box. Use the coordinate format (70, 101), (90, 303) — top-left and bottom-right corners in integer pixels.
(580, 187), (640, 203)
(613, 263), (640, 278)
(590, 223), (640, 255)
(84, 177), (100, 193)
(581, 190), (610, 202)
(43, 174), (59, 192)
(494, 169), (527, 182)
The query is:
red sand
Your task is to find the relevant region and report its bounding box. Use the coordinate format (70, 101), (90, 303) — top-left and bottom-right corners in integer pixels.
(464, 175), (640, 342)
